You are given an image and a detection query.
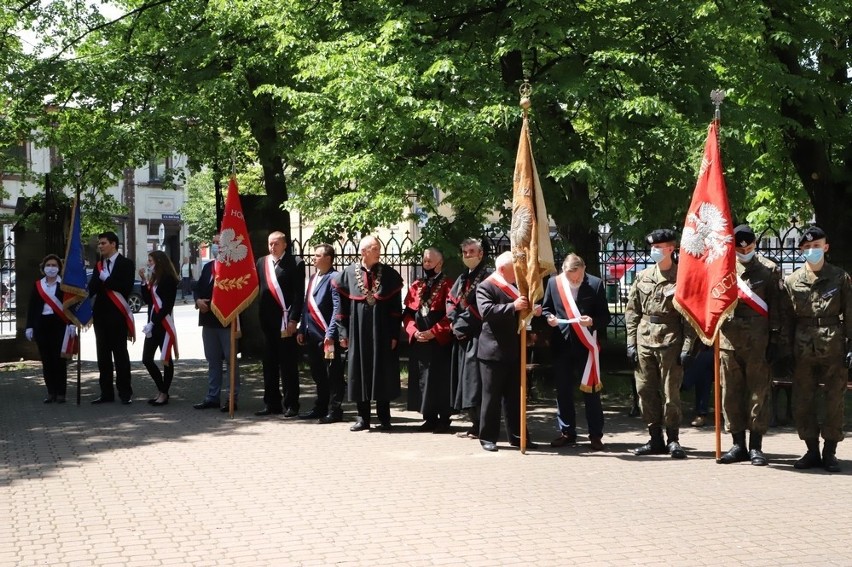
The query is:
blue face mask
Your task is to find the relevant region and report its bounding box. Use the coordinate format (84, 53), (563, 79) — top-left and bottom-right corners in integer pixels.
(211, 244), (219, 257)
(736, 251), (755, 263)
(802, 247), (824, 265)
(649, 248), (665, 263)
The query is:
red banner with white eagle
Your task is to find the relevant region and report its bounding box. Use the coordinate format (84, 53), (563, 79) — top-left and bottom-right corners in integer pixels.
(211, 177), (259, 326)
(673, 120), (738, 344)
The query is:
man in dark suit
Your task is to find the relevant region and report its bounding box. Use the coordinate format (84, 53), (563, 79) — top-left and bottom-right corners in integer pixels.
(542, 254), (611, 451)
(87, 231), (135, 404)
(193, 237), (241, 412)
(297, 243), (344, 423)
(476, 251), (540, 452)
(255, 231), (305, 417)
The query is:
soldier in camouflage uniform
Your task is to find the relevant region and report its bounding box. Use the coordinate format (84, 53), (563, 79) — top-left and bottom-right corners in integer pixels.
(625, 229), (693, 459)
(718, 225), (782, 466)
(783, 226), (852, 472)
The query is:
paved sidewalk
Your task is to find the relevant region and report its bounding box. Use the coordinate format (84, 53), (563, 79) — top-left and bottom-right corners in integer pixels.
(2, 360), (852, 567)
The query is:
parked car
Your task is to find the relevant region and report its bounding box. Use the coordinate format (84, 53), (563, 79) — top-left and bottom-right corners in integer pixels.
(85, 269), (144, 313)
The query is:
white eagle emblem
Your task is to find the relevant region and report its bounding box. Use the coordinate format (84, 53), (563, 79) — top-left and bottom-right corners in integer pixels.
(217, 228), (249, 266)
(511, 205), (532, 254)
(681, 202), (732, 264)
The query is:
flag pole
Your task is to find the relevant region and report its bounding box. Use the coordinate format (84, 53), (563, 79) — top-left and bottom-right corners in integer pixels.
(74, 182), (82, 406)
(228, 319), (237, 418)
(710, 88), (726, 463)
(518, 84), (534, 456)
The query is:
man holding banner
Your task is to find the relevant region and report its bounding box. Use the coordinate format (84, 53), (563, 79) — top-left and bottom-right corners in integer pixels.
(543, 254), (610, 451)
(717, 225), (781, 466)
(88, 231), (135, 405)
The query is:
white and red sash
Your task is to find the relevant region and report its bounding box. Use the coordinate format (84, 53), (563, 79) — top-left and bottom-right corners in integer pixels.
(36, 278), (76, 358)
(736, 276), (768, 318)
(306, 273), (329, 333)
(150, 283), (179, 362)
(485, 272), (519, 300)
(96, 260), (136, 342)
(555, 273), (602, 393)
(265, 256), (289, 336)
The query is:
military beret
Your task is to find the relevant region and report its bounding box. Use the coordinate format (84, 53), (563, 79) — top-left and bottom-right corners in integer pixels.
(733, 224), (755, 247)
(646, 229), (677, 245)
(798, 225), (827, 247)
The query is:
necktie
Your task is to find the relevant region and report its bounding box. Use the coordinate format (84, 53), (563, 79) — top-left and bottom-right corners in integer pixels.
(105, 259), (111, 273)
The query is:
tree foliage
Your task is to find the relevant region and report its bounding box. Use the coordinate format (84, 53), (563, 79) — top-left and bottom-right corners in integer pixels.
(4, 0), (852, 270)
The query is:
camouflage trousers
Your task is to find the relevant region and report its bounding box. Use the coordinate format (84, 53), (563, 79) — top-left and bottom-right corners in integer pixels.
(720, 347), (771, 435)
(792, 353), (847, 443)
(635, 345), (683, 429)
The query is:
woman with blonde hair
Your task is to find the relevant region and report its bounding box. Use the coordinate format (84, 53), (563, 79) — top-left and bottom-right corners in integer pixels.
(139, 250), (180, 406)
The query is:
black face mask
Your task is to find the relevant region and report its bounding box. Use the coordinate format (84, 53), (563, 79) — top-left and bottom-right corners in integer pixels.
(423, 268), (436, 279)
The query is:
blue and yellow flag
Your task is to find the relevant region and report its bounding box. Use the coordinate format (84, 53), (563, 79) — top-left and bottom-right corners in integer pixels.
(61, 198), (93, 327)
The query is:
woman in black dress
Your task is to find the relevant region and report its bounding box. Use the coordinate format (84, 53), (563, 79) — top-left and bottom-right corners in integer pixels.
(139, 250), (180, 406)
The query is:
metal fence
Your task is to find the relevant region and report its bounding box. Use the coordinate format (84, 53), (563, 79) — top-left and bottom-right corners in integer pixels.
(598, 223), (807, 342)
(0, 235), (15, 335)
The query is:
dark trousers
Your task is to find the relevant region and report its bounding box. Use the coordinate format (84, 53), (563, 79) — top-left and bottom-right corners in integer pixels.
(142, 325), (174, 395)
(36, 314), (68, 398)
(305, 338), (344, 416)
(356, 400), (391, 425)
(478, 359), (521, 444)
(554, 350), (604, 439)
(94, 315), (132, 401)
(262, 332), (300, 412)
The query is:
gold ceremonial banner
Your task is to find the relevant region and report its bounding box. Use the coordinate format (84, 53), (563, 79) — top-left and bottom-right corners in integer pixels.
(510, 113), (556, 332)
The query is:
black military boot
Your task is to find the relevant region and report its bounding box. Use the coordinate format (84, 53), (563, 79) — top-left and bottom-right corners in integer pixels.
(633, 426), (666, 455)
(719, 431), (749, 464)
(822, 440), (841, 473)
(794, 439), (822, 469)
(665, 427), (686, 459)
(748, 432), (768, 466)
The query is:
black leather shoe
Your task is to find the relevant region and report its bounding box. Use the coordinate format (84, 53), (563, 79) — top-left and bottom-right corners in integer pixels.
(667, 441), (686, 459)
(283, 408), (299, 418)
(633, 439), (667, 456)
(299, 409), (324, 420)
(255, 407), (284, 416)
(319, 413), (343, 424)
(43, 396), (55, 404)
(91, 397), (115, 404)
(480, 441), (498, 452)
(418, 421), (437, 432)
(719, 444), (749, 464)
(120, 399), (133, 405)
(220, 403), (238, 412)
(350, 419), (370, 431)
(376, 422), (393, 432)
(432, 421), (452, 434)
(794, 449), (822, 470)
(193, 400), (219, 410)
(749, 449), (768, 466)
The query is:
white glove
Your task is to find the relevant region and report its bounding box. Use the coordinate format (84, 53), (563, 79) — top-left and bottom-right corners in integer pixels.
(98, 269), (109, 281)
(68, 325), (77, 338)
(25, 328), (33, 341)
(142, 322), (154, 338)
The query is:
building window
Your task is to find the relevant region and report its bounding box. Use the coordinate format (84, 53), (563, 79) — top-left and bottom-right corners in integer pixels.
(148, 155), (170, 183)
(1, 140), (29, 176)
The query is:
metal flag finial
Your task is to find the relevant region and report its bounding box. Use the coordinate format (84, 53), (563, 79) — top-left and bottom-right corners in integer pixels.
(519, 80), (532, 111)
(710, 89), (725, 121)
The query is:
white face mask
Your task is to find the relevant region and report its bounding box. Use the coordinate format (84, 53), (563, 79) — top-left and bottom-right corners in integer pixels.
(736, 250), (755, 263)
(44, 266), (59, 278)
(649, 248), (665, 263)
(462, 256), (480, 270)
